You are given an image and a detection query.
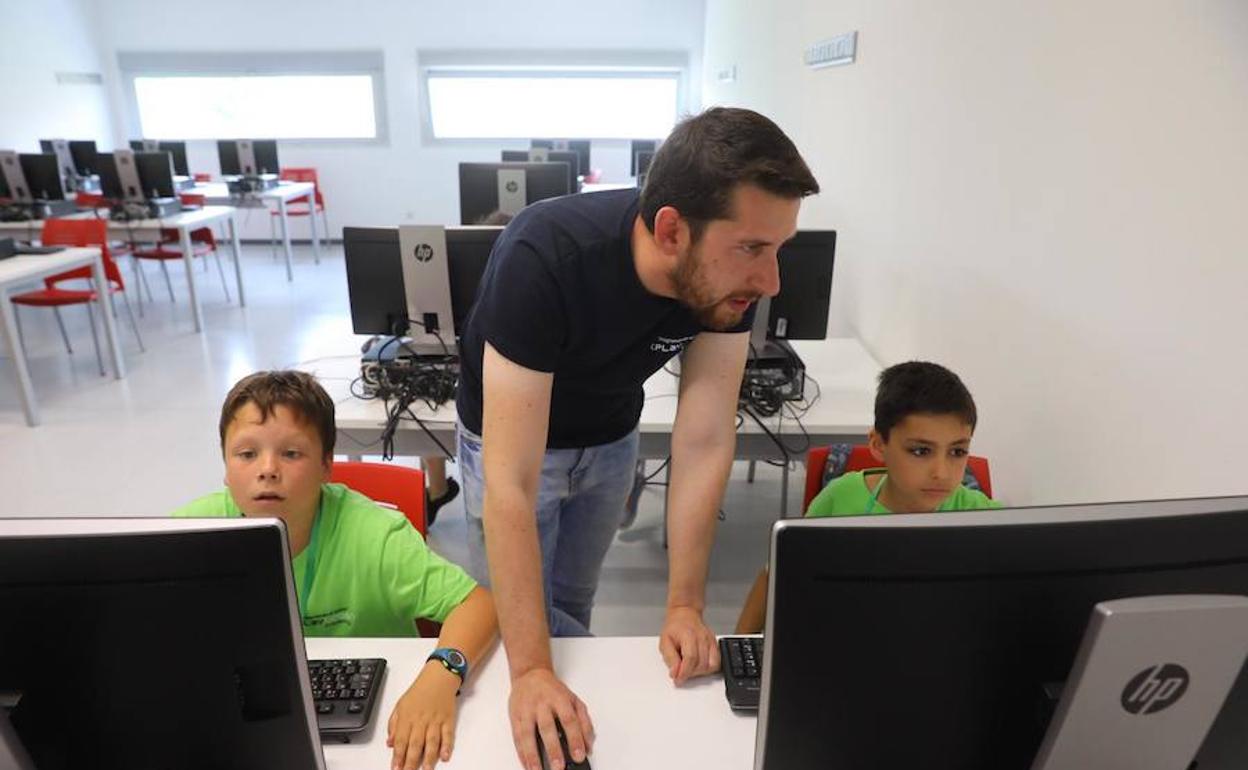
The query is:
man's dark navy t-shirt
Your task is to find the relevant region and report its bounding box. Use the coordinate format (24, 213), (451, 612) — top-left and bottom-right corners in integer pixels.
(456, 188), (753, 449)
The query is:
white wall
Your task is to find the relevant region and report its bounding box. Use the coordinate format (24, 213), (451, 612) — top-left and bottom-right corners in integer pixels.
(0, 0), (114, 151)
(703, 0), (1248, 506)
(87, 0), (706, 238)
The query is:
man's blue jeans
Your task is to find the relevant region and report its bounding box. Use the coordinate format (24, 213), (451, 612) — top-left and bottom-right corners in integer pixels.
(458, 421), (639, 637)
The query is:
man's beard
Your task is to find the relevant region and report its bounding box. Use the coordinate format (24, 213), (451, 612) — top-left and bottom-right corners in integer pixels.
(669, 244), (757, 331)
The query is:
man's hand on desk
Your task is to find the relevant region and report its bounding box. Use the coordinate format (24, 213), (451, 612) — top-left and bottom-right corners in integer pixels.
(659, 605), (722, 684)
(509, 666), (594, 770)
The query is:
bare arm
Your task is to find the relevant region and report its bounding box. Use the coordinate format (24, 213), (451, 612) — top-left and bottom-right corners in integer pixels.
(735, 566), (769, 634)
(659, 330), (750, 681)
(481, 342), (594, 770)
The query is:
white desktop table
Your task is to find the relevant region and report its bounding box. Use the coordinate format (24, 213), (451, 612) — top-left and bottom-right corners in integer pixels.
(189, 181), (320, 281)
(0, 206), (244, 334)
(313, 338), (880, 517)
(0, 247), (124, 426)
(308, 636), (756, 770)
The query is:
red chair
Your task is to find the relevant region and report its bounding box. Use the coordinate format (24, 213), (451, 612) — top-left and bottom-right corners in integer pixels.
(131, 193), (231, 303)
(269, 167), (328, 261)
(192, 172), (213, 183)
(329, 461), (442, 637)
(802, 445), (993, 513)
(11, 219), (145, 375)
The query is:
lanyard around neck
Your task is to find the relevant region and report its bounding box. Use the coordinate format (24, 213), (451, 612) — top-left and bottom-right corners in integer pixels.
(866, 472), (889, 514)
(298, 497), (324, 622)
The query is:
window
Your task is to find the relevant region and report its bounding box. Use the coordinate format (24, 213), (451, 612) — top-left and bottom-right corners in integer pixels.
(134, 75), (377, 140)
(119, 51), (386, 142)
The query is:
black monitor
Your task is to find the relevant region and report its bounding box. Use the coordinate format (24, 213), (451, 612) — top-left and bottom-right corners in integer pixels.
(532, 139), (590, 179)
(68, 140), (99, 175)
(0, 517), (326, 770)
(630, 139), (657, 176)
(457, 162), (571, 226)
(18, 154), (65, 200)
(218, 139), (280, 176)
(343, 225), (502, 339)
(95, 152), (125, 200)
(133, 151), (178, 199)
(131, 141), (188, 176)
(766, 230), (836, 340)
(501, 150), (577, 195)
(757, 497), (1248, 770)
(635, 150), (655, 187)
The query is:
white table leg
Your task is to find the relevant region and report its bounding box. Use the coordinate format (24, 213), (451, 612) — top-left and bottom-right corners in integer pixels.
(278, 197), (294, 281)
(307, 190), (321, 265)
(180, 226), (204, 332)
(91, 252), (125, 379)
(0, 290), (39, 426)
(228, 213), (246, 306)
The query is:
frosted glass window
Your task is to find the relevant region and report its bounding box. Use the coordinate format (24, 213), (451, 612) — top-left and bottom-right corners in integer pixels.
(134, 75), (377, 140)
(427, 72), (679, 139)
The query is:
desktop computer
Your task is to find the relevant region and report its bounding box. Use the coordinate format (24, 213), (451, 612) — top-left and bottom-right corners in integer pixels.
(501, 149), (579, 194)
(533, 139), (591, 181)
(68, 140), (99, 176)
(752, 496), (1248, 769)
(634, 149), (655, 188)
(458, 162), (571, 225)
(4, 155), (77, 220)
(218, 139), (280, 178)
(96, 151), (183, 219)
(631, 139), (657, 176)
(0, 517), (328, 770)
(130, 140), (191, 180)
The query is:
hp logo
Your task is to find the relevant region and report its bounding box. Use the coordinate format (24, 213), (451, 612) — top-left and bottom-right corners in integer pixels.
(1121, 664), (1190, 715)
(505, 180), (520, 194)
(413, 243), (434, 263)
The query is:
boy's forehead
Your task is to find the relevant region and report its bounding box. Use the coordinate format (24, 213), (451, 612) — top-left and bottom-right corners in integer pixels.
(226, 402), (318, 439)
(891, 412), (973, 441)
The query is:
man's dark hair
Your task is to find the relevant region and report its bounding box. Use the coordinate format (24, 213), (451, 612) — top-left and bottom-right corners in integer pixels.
(640, 107), (819, 242)
(219, 370), (336, 459)
(874, 361), (978, 440)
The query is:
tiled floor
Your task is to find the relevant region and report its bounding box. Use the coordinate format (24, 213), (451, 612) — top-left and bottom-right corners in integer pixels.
(0, 243), (801, 635)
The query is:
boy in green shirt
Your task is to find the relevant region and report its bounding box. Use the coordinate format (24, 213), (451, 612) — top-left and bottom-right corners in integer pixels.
(173, 370), (496, 770)
(734, 361), (999, 633)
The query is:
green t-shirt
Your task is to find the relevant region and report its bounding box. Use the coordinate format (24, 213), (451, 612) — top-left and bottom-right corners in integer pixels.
(806, 470), (1002, 518)
(172, 482), (477, 637)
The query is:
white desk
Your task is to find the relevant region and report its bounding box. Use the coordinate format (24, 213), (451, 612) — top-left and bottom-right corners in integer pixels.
(0, 207), (244, 334)
(189, 181), (320, 281)
(0, 247), (124, 425)
(308, 636), (756, 770)
(313, 338), (880, 516)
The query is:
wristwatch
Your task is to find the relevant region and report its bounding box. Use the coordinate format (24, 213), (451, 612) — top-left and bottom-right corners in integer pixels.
(426, 647), (469, 693)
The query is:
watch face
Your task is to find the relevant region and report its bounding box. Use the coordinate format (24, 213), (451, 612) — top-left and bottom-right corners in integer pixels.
(447, 650), (466, 668)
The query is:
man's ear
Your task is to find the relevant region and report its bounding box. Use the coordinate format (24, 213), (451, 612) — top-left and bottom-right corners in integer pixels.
(868, 429), (887, 464)
(652, 206), (688, 257)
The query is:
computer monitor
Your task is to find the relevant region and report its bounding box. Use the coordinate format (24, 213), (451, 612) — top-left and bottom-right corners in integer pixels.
(134, 151), (178, 199)
(756, 497), (1248, 770)
(37, 140), (76, 185)
(18, 154), (65, 201)
(458, 162), (571, 226)
(635, 150), (655, 187)
(0, 517), (326, 770)
(96, 151), (147, 203)
(218, 139), (280, 176)
(764, 229), (836, 340)
(343, 225), (502, 348)
(131, 140), (188, 176)
(630, 139), (657, 176)
(501, 150), (577, 195)
(0, 151), (26, 202)
(532, 139), (590, 179)
(68, 140), (99, 176)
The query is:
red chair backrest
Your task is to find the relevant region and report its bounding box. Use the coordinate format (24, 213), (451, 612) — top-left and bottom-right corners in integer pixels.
(75, 192), (105, 208)
(802, 444), (993, 512)
(180, 193), (206, 206)
(280, 167), (324, 206)
(329, 461), (427, 535)
(39, 219), (125, 290)
(193, 172), (213, 182)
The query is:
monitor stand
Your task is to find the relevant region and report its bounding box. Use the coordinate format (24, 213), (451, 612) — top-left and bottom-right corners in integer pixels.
(1032, 594), (1248, 770)
(1, 705), (36, 770)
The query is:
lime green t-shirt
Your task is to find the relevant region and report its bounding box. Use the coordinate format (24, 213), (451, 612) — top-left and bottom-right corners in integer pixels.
(171, 482), (477, 637)
(806, 470), (1002, 517)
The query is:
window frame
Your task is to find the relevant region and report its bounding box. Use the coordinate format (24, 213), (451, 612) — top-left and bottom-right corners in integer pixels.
(117, 50), (388, 145)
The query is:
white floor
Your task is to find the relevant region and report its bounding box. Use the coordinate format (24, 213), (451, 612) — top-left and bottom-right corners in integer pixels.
(0, 243), (801, 635)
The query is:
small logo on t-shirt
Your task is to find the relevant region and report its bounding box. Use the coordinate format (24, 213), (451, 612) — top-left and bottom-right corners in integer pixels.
(650, 334), (696, 355)
(303, 607), (355, 631)
(413, 243), (434, 262)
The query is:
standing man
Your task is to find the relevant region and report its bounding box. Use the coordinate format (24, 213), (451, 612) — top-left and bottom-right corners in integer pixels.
(455, 107), (819, 770)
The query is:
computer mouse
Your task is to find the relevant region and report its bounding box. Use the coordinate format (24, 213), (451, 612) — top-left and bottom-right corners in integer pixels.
(536, 720), (591, 770)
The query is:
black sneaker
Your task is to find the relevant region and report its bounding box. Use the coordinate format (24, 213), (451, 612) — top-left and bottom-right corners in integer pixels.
(427, 478), (460, 527)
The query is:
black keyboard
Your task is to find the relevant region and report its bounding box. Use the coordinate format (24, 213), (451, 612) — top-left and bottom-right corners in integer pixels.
(719, 636), (763, 711)
(308, 657), (386, 741)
